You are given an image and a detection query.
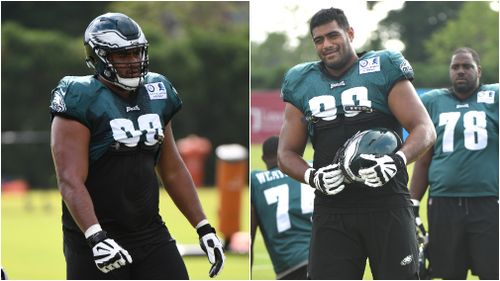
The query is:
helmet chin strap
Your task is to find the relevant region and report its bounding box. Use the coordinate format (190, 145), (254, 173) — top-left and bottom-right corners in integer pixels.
(115, 75), (141, 91)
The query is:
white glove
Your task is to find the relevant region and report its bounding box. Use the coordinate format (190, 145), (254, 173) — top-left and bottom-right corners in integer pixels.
(197, 223), (225, 278)
(305, 163), (345, 195)
(86, 230), (132, 273)
(358, 152), (406, 187)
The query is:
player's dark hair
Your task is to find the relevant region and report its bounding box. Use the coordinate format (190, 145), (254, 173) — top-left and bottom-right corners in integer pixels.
(262, 136), (279, 159)
(309, 7), (350, 36)
(453, 47), (480, 66)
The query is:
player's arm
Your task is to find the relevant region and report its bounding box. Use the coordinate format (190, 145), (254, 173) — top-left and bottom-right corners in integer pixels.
(156, 121), (224, 278)
(51, 116), (96, 233)
(389, 80), (436, 164)
(409, 146), (433, 217)
(278, 103), (345, 195)
(51, 116), (132, 273)
(358, 80), (436, 188)
(409, 147), (432, 201)
(277, 103), (310, 182)
(157, 121), (206, 226)
(250, 203), (259, 267)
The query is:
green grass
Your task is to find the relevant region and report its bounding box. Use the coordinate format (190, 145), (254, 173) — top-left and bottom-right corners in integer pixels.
(250, 143), (477, 280)
(2, 187), (249, 280)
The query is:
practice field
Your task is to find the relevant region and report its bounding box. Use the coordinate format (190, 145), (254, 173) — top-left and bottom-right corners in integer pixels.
(2, 186), (249, 280)
(250, 143), (477, 280)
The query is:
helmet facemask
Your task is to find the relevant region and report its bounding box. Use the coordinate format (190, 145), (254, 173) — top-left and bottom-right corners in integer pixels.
(84, 13), (149, 91)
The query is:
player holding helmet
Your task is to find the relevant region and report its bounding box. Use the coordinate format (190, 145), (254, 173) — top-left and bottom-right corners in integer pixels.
(50, 13), (224, 279)
(277, 7), (436, 279)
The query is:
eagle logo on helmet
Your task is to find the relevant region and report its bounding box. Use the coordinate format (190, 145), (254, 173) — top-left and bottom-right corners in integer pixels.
(334, 128), (402, 183)
(83, 13), (149, 91)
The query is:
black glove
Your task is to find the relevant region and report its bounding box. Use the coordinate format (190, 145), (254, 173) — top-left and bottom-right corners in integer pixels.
(197, 224), (225, 278)
(86, 230), (132, 273)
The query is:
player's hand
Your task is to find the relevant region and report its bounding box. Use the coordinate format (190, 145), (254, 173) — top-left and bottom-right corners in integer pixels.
(86, 230), (132, 273)
(305, 164), (345, 195)
(197, 223), (225, 278)
(358, 152), (406, 187)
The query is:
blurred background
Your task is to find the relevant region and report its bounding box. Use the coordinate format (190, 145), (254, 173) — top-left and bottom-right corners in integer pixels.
(251, 0), (499, 143)
(250, 1), (498, 279)
(2, 1), (249, 279)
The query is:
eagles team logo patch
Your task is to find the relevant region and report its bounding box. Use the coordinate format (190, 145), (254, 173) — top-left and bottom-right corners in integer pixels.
(477, 90), (495, 104)
(359, 56), (380, 74)
(399, 59), (413, 77)
(50, 89), (67, 112)
(145, 82), (167, 100)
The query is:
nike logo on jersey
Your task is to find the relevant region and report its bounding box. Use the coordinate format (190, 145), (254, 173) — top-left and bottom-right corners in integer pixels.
(126, 105), (140, 112)
(330, 81), (346, 88)
(456, 104), (469, 109)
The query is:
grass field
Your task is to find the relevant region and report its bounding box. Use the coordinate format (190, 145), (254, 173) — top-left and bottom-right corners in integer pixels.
(2, 186), (249, 280)
(250, 144), (477, 280)
(2, 144), (479, 280)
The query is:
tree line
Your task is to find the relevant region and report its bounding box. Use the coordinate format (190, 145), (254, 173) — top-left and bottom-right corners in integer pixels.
(252, 1), (499, 90)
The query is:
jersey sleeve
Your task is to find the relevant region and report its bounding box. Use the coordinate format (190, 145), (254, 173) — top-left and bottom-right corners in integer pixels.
(419, 89), (444, 114)
(382, 51), (414, 93)
(145, 73), (183, 123)
(281, 65), (301, 105)
(280, 62), (316, 112)
(49, 76), (92, 128)
(385, 50), (414, 82)
(163, 78), (183, 121)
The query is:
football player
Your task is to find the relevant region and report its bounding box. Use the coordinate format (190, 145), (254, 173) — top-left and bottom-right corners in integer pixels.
(277, 7), (436, 279)
(50, 13), (224, 279)
(410, 47), (499, 279)
(251, 136), (314, 280)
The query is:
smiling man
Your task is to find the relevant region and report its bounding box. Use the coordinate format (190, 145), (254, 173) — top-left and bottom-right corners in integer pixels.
(277, 7), (436, 279)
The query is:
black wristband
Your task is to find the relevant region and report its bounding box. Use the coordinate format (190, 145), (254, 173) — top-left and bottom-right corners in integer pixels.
(86, 230), (108, 248)
(197, 223), (215, 237)
(307, 168), (316, 188)
(391, 153), (406, 171)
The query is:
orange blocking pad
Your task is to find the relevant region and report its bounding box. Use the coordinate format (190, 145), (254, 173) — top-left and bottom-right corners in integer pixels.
(215, 144), (248, 241)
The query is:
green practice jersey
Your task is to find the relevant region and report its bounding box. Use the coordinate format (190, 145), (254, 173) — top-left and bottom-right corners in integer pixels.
(50, 73), (181, 163)
(251, 167), (314, 277)
(421, 84), (499, 197)
(281, 50), (414, 210)
(49, 73), (182, 247)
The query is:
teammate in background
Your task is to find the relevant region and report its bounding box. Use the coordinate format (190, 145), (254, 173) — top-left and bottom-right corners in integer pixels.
(49, 13), (224, 279)
(251, 136), (314, 280)
(277, 7), (436, 279)
(410, 47), (498, 280)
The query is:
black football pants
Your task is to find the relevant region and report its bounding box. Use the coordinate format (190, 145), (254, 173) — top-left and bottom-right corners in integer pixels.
(428, 196), (499, 280)
(308, 207), (419, 280)
(64, 238), (189, 280)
